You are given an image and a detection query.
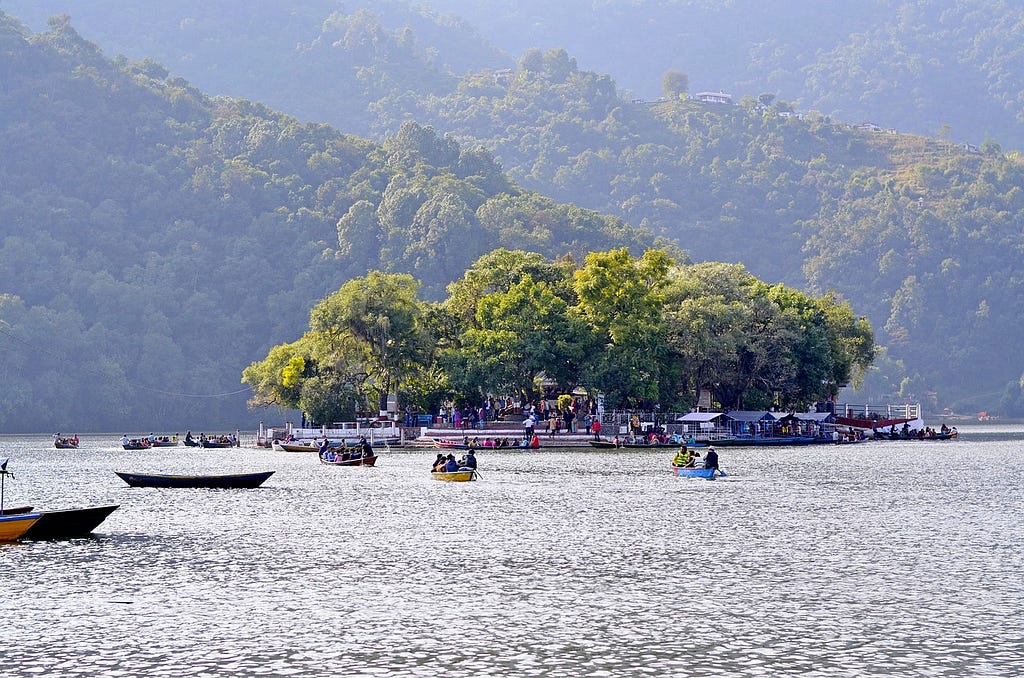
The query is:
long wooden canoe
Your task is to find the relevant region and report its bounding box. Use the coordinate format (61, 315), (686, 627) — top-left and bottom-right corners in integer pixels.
(115, 471), (274, 488)
(274, 442), (319, 452)
(320, 454), (378, 466)
(22, 504), (120, 539)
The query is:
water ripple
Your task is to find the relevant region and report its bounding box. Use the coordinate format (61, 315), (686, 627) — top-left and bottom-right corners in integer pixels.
(2, 431), (1023, 676)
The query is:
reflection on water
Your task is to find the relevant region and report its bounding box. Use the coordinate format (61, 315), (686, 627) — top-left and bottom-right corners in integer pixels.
(2, 427), (1023, 676)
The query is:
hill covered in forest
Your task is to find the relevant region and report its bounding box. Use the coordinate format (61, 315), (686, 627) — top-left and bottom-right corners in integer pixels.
(0, 15), (642, 431)
(2, 7), (1023, 421)
(393, 53), (1024, 414)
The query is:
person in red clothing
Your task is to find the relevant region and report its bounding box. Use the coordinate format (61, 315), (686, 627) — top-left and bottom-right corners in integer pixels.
(591, 419), (602, 440)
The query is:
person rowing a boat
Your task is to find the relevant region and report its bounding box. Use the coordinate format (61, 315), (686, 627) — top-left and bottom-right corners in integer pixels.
(704, 446), (719, 474)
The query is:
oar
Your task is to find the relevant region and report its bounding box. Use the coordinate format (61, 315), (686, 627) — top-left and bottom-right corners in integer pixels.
(715, 468), (728, 477)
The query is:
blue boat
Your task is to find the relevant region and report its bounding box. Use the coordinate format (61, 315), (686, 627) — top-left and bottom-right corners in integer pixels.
(673, 466), (717, 479)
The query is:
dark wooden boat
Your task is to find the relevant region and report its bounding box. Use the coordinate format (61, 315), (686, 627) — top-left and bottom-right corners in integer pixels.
(114, 470), (274, 488)
(183, 438), (200, 447)
(875, 431), (958, 441)
(275, 442), (319, 452)
(147, 439), (179, 447)
(434, 438), (481, 450)
(0, 505), (33, 516)
(200, 440), (235, 448)
(320, 453), (378, 466)
(122, 441), (149, 450)
(54, 440), (79, 449)
(22, 504), (119, 539)
(589, 440), (620, 448)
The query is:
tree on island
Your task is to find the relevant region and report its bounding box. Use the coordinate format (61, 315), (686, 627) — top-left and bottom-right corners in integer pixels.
(243, 249), (875, 421)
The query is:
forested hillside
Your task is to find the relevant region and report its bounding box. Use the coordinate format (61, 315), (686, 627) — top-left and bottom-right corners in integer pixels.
(3, 5), (1024, 419)
(393, 53), (1024, 414)
(0, 15), (641, 431)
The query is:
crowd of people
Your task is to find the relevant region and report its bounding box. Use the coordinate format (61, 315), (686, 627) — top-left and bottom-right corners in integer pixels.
(431, 395), (601, 433)
(445, 435), (539, 449)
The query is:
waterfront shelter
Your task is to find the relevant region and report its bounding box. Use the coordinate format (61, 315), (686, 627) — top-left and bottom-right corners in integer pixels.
(792, 411), (836, 425)
(790, 410), (837, 437)
(676, 411), (726, 436)
(722, 410), (776, 437)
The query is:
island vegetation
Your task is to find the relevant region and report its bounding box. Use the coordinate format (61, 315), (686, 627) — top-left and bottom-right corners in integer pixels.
(242, 249), (875, 424)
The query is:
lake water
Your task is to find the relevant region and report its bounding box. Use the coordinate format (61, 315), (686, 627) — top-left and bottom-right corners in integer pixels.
(2, 427), (1022, 676)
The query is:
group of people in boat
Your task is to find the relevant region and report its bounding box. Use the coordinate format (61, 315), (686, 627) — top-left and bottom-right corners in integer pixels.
(120, 433), (179, 448)
(610, 432), (696, 447)
(671, 445), (719, 471)
(443, 435), (540, 449)
(320, 436), (374, 461)
(432, 451), (477, 473)
(54, 433), (79, 447)
(874, 422), (958, 440)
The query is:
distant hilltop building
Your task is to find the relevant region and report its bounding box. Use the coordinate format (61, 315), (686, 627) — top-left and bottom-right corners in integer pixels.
(695, 91), (733, 105)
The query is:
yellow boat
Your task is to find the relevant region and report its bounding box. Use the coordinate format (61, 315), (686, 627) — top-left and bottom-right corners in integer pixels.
(431, 469), (477, 482)
(0, 513), (42, 541)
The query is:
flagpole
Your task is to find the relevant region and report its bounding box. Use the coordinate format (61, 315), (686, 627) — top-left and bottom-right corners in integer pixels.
(0, 459), (9, 513)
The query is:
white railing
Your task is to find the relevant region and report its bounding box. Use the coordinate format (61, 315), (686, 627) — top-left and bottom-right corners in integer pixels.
(836, 403), (920, 420)
(274, 422), (402, 442)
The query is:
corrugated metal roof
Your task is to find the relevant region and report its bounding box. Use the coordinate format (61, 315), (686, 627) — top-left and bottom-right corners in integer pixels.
(793, 412), (836, 422)
(723, 410), (775, 422)
(676, 412), (725, 422)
